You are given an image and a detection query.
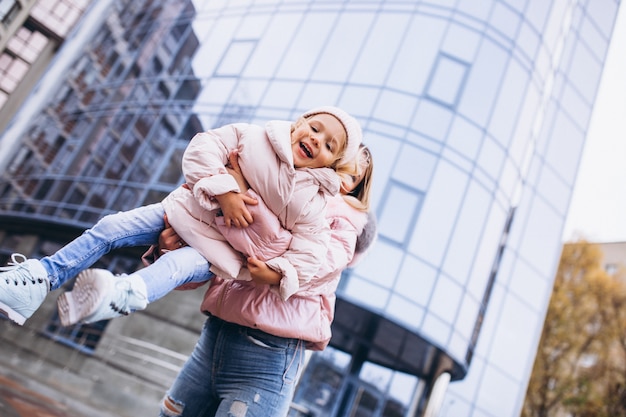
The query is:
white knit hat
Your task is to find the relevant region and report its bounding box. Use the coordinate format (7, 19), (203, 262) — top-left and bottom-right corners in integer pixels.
(301, 106), (363, 166)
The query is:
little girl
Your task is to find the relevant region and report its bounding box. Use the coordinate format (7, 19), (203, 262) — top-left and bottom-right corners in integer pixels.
(0, 106), (362, 326)
(57, 145), (375, 326)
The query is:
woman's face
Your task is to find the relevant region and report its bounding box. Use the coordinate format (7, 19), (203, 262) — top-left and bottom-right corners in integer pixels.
(339, 171), (363, 195)
(291, 114), (346, 169)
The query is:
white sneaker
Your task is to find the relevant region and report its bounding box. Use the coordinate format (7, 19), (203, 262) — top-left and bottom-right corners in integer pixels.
(57, 269), (148, 326)
(0, 254), (50, 325)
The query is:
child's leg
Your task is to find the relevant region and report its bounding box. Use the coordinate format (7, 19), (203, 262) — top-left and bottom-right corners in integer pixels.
(57, 247), (213, 326)
(41, 203), (166, 290)
(0, 203), (165, 325)
(135, 246), (213, 302)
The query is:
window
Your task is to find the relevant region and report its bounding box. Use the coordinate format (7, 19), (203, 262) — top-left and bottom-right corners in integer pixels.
(426, 54), (469, 108)
(0, 0), (20, 25)
(215, 40), (257, 76)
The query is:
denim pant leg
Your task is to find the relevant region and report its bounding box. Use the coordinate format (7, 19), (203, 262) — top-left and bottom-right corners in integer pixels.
(159, 319), (221, 417)
(159, 317), (305, 417)
(40, 203), (166, 290)
(213, 320), (305, 417)
(135, 246), (213, 303)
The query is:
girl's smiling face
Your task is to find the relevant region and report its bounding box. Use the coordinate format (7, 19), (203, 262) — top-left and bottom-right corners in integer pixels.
(291, 113), (347, 169)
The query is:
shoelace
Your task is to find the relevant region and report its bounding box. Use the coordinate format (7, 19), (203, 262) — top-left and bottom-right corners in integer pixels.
(109, 279), (146, 316)
(0, 253), (40, 285)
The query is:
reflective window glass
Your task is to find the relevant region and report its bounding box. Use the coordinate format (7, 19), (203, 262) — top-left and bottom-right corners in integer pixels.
(215, 40), (257, 76)
(353, 240), (403, 289)
(442, 24), (480, 63)
(524, 0), (551, 31)
(395, 255), (436, 307)
(388, 15), (446, 94)
(544, 112), (584, 181)
(338, 85), (379, 117)
(342, 276), (389, 309)
(387, 296), (425, 330)
(378, 183), (422, 244)
(192, 17), (239, 77)
(443, 182), (490, 283)
(7, 28), (49, 63)
(454, 295), (480, 340)
(458, 41), (508, 125)
(488, 62), (528, 147)
(490, 2), (521, 40)
(392, 143), (436, 191)
(373, 90), (416, 128)
(412, 100), (454, 143)
(477, 136), (505, 180)
(466, 206), (507, 300)
(260, 80), (302, 110)
(244, 14), (299, 78)
(427, 274), (463, 324)
(517, 198), (563, 273)
(446, 116), (483, 159)
(421, 311), (451, 347)
(275, 12), (336, 79)
(456, 1), (491, 20)
(409, 161), (467, 265)
(312, 12), (375, 82)
(508, 259), (550, 311)
(567, 43), (602, 101)
(351, 14), (409, 85)
(426, 54), (469, 107)
(0, 0), (18, 22)
(536, 165), (569, 215)
(560, 83), (591, 129)
(488, 295), (541, 381)
(475, 364), (518, 416)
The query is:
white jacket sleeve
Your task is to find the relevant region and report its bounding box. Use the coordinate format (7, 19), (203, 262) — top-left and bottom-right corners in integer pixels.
(266, 195), (331, 300)
(182, 124), (248, 211)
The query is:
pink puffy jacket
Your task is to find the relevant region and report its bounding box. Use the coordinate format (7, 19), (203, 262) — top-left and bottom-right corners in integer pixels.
(161, 121), (339, 300)
(198, 194), (369, 350)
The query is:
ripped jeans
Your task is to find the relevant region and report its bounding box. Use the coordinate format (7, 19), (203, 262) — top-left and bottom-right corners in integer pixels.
(160, 315), (305, 417)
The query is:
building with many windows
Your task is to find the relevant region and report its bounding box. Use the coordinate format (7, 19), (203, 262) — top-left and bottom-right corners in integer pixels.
(0, 0), (620, 416)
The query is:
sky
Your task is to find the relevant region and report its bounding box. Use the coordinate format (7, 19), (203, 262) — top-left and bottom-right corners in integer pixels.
(562, 5), (626, 243)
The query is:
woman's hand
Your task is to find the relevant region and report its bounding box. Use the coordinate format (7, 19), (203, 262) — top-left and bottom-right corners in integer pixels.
(158, 215), (186, 253)
(247, 257), (281, 285)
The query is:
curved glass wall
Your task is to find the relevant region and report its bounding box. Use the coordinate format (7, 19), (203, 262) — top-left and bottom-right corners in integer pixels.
(0, 0), (619, 416)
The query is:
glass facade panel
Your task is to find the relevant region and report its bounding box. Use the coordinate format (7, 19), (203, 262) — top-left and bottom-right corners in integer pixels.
(387, 16), (445, 94)
(395, 255), (436, 308)
(459, 42), (509, 126)
(443, 183), (491, 283)
(427, 54), (468, 107)
(378, 184), (421, 245)
(428, 274), (463, 325)
(215, 40), (257, 76)
(409, 161), (468, 265)
(412, 100), (454, 143)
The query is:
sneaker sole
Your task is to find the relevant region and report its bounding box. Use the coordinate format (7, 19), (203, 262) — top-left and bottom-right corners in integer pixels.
(0, 302), (26, 325)
(57, 269), (111, 326)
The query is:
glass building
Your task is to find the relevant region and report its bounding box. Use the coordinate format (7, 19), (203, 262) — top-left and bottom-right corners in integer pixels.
(0, 0), (620, 416)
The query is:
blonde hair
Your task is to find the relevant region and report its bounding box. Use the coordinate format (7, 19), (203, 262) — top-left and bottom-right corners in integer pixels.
(336, 145), (374, 211)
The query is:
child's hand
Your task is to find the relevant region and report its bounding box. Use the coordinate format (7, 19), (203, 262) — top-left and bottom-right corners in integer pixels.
(247, 257), (281, 285)
(215, 191), (257, 228)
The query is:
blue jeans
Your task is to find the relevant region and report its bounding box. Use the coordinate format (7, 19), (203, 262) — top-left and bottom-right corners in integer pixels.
(160, 316), (305, 417)
(41, 203), (211, 302)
